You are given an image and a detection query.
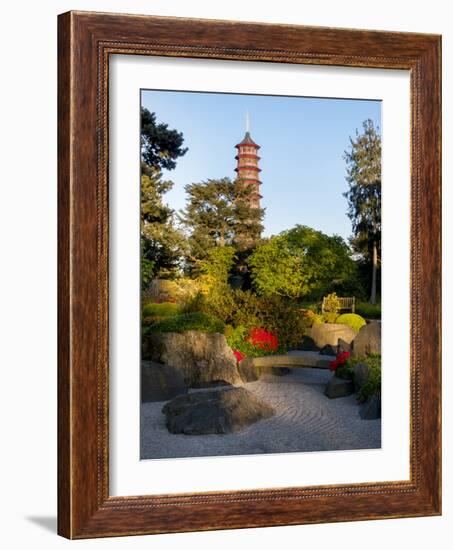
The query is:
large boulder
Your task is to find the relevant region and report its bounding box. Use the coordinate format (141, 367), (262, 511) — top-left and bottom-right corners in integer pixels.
(306, 323), (356, 349)
(324, 375), (354, 398)
(143, 330), (244, 387)
(352, 321), (381, 357)
(141, 361), (188, 403)
(359, 394), (381, 419)
(337, 338), (351, 354)
(162, 387), (275, 435)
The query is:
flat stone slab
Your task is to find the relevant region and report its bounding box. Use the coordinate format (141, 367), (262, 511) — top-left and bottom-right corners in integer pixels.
(249, 350), (335, 369)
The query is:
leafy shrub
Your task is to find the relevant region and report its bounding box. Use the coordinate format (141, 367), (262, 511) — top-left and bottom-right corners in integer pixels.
(356, 301), (381, 319)
(333, 354), (381, 402)
(256, 295), (310, 349)
(225, 325), (279, 358)
(310, 312), (325, 324)
(142, 301), (180, 326)
(335, 313), (366, 333)
(330, 351), (352, 378)
(182, 283), (310, 350)
(142, 301), (179, 318)
(356, 354), (381, 403)
(147, 312), (225, 334)
(199, 246), (236, 287)
(322, 292), (340, 323)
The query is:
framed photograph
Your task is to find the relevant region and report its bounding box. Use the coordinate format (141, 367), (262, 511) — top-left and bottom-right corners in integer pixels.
(58, 11), (441, 538)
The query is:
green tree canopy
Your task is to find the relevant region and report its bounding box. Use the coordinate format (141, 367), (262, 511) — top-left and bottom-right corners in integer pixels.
(140, 110), (187, 283)
(141, 107), (188, 170)
(343, 118), (381, 303)
(248, 225), (357, 300)
(199, 246), (237, 285)
(179, 177), (264, 265)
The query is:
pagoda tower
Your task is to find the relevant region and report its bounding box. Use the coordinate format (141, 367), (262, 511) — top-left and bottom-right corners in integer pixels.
(234, 119), (262, 209)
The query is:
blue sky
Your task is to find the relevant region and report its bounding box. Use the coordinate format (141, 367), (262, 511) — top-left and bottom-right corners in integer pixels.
(141, 90), (381, 241)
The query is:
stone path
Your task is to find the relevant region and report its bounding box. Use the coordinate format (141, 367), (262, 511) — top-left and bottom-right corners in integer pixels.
(141, 368), (381, 460)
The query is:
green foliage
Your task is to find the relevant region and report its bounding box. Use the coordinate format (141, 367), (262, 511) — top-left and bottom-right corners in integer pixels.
(199, 246), (236, 286)
(356, 355), (381, 403)
(197, 286), (262, 329)
(141, 107), (187, 170)
(323, 292), (340, 323)
(248, 226), (357, 300)
(335, 313), (367, 333)
(142, 301), (180, 327)
(344, 119), (381, 302)
(142, 302), (179, 318)
(141, 257), (155, 289)
(335, 361), (354, 380)
(147, 312), (225, 334)
(356, 301), (381, 319)
(224, 325), (280, 358)
(179, 177), (264, 265)
(247, 236), (307, 298)
(336, 354), (381, 402)
(140, 108), (188, 280)
(309, 312), (325, 325)
(260, 297), (311, 349)
(184, 284), (309, 350)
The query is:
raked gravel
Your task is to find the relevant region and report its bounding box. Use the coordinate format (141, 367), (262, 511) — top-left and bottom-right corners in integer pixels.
(140, 368), (381, 460)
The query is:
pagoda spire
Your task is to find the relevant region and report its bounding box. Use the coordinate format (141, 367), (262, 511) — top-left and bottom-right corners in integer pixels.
(234, 121), (262, 209)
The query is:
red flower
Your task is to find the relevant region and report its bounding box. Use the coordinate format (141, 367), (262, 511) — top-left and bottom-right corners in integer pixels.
(330, 350), (350, 371)
(248, 328), (279, 352)
(233, 350), (245, 363)
(329, 359), (339, 371)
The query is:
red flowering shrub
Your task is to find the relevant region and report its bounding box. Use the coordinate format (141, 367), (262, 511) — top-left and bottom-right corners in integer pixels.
(329, 350), (350, 372)
(227, 326), (279, 364)
(248, 328), (279, 353)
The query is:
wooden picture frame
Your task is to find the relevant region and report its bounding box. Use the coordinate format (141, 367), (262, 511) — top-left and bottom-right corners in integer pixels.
(58, 10), (441, 539)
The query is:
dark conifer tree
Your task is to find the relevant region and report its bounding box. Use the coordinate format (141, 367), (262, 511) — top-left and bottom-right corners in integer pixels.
(343, 119), (381, 304)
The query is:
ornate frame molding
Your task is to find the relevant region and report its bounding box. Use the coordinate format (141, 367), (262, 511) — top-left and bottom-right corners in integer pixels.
(58, 11), (441, 538)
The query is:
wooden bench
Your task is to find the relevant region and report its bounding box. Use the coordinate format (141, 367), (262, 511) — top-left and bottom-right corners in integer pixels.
(322, 296), (355, 314)
(242, 351), (334, 370)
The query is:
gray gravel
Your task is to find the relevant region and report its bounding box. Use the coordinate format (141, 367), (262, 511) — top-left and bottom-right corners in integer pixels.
(140, 368), (381, 460)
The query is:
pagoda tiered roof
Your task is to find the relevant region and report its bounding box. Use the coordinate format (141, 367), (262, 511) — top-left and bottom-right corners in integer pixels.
(235, 131), (261, 149)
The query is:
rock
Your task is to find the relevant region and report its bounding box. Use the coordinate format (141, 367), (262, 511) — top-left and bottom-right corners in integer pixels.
(352, 322), (381, 357)
(306, 323), (357, 349)
(359, 394), (381, 419)
(324, 375), (354, 398)
(337, 338), (351, 354)
(162, 387), (275, 435)
(143, 331), (244, 387)
(237, 356), (262, 382)
(299, 335), (320, 351)
(353, 362), (369, 393)
(320, 344), (337, 356)
(141, 361), (188, 403)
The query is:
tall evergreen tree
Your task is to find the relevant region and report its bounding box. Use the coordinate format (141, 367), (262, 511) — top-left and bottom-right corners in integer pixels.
(141, 107), (187, 170)
(343, 119), (381, 304)
(179, 177), (264, 268)
(140, 109), (187, 282)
